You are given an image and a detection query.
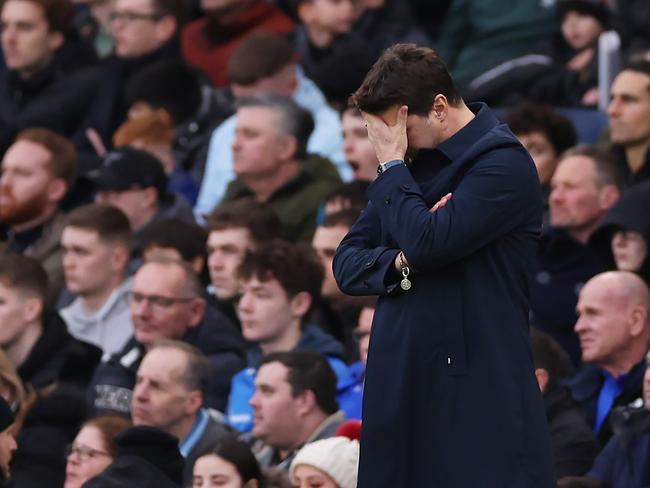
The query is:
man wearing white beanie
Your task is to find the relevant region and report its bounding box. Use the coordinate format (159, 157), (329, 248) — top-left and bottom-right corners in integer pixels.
(290, 437), (360, 488)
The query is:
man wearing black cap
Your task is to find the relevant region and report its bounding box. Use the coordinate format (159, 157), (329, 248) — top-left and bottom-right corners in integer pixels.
(0, 396), (17, 486)
(91, 147), (195, 255)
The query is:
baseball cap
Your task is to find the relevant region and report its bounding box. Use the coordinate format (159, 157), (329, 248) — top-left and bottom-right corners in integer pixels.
(88, 147), (168, 198)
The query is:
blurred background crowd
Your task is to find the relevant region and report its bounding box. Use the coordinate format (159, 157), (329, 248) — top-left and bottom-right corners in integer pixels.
(0, 0), (649, 486)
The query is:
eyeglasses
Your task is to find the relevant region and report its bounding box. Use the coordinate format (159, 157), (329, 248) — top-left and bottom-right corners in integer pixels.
(128, 291), (195, 309)
(108, 11), (163, 24)
(65, 444), (111, 462)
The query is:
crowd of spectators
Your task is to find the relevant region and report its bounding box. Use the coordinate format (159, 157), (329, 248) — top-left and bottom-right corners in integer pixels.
(0, 0), (649, 486)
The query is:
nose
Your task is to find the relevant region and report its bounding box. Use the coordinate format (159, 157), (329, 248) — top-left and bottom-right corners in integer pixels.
(208, 250), (223, 271)
(249, 390), (260, 409)
(131, 295), (152, 318)
(574, 314), (587, 333)
(237, 292), (253, 315)
(612, 231), (626, 249)
(607, 98), (619, 118)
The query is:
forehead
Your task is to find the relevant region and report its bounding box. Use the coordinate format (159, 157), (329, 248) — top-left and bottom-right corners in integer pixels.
(517, 131), (553, 147)
(612, 71), (650, 99)
(342, 110), (365, 129)
(139, 348), (186, 380)
(207, 227), (252, 247)
(578, 278), (624, 309)
(61, 226), (102, 246)
(115, 0), (154, 11)
(134, 262), (185, 293)
(2, 140), (52, 172)
(241, 275), (285, 295)
(312, 225), (348, 249)
(236, 106), (281, 131)
(255, 361), (289, 387)
(1, 0), (46, 22)
(553, 155), (596, 181)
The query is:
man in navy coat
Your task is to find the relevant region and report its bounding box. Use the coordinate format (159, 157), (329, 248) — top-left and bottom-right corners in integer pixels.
(333, 43), (555, 487)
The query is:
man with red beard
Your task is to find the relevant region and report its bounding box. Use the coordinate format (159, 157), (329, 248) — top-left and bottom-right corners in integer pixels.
(0, 128), (76, 302)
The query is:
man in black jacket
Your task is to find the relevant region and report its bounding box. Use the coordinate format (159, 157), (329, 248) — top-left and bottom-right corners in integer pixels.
(0, 0), (98, 155)
(89, 257), (245, 416)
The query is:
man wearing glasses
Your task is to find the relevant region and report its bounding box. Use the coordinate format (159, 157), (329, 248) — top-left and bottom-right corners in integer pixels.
(88, 257), (245, 417)
(78, 0), (186, 153)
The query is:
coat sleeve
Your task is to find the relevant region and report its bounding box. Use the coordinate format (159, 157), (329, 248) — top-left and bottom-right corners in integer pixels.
(333, 202), (402, 296)
(367, 147), (538, 272)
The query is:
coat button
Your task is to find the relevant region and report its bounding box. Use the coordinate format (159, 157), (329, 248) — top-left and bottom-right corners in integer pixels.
(447, 357), (452, 365)
(384, 196), (391, 204)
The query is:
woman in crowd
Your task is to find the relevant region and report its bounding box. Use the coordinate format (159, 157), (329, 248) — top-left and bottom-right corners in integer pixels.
(290, 437), (359, 488)
(64, 415), (131, 488)
(193, 437), (265, 488)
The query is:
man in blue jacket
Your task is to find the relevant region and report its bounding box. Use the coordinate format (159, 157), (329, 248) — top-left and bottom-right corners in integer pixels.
(226, 239), (359, 432)
(333, 43), (555, 487)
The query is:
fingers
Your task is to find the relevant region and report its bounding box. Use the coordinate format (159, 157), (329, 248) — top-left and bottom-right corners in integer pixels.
(430, 193), (452, 213)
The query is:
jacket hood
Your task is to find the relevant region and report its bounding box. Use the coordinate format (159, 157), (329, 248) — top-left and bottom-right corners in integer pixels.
(183, 303), (245, 357)
(246, 324), (344, 367)
(590, 181), (650, 282)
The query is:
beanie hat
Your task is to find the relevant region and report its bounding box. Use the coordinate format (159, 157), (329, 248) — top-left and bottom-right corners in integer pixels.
(114, 426), (185, 485)
(0, 397), (13, 432)
(290, 437), (359, 488)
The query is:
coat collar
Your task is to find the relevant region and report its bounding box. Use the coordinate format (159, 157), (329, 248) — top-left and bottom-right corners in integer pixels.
(434, 102), (501, 163)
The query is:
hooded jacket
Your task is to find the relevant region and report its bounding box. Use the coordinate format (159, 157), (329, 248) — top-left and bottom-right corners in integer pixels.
(226, 325), (362, 432)
(590, 180), (650, 285)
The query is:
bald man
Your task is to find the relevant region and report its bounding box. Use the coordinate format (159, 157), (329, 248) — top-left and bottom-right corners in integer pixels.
(567, 271), (650, 444)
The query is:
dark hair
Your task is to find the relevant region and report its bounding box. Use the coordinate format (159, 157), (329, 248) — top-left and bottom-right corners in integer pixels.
(149, 340), (210, 395)
(82, 415), (132, 458)
(560, 144), (626, 191)
(351, 43), (462, 116)
(151, 0), (187, 30)
(0, 255), (48, 304)
(125, 61), (202, 124)
(237, 94), (314, 160)
(0, 0), (75, 36)
(557, 0), (609, 28)
(65, 204), (131, 247)
(207, 198), (282, 243)
(139, 218), (206, 262)
(260, 351), (338, 415)
(211, 438), (265, 488)
(321, 209), (360, 229)
(228, 31), (294, 86)
(505, 103), (577, 155)
(620, 60), (650, 91)
(530, 328), (574, 390)
(238, 240), (324, 311)
(15, 128), (77, 183)
(324, 181), (370, 213)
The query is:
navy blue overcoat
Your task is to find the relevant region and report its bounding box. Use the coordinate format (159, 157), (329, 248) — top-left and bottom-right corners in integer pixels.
(333, 104), (555, 487)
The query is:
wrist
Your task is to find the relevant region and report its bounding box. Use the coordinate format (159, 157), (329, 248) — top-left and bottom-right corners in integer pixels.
(377, 159), (405, 175)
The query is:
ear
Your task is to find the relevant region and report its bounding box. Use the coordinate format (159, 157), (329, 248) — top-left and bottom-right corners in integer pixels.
(190, 256), (205, 275)
(242, 480), (259, 488)
(184, 390), (203, 415)
(289, 291), (312, 320)
(155, 16), (177, 43)
(297, 2), (314, 23)
(295, 388), (317, 416)
(142, 187), (159, 210)
(23, 296), (43, 324)
(110, 245), (131, 273)
(599, 184), (620, 211)
(277, 134), (298, 161)
(187, 297), (207, 328)
(47, 178), (68, 203)
(629, 305), (648, 337)
(431, 94), (449, 120)
(47, 31), (64, 52)
(534, 368), (549, 393)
